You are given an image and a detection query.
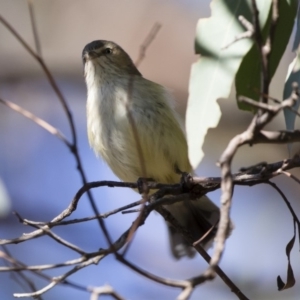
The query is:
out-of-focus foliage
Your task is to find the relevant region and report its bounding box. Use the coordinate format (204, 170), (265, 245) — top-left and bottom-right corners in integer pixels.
(0, 178), (10, 218)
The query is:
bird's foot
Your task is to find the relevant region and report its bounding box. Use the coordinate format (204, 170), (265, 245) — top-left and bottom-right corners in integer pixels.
(179, 172), (194, 192)
(137, 177), (154, 194)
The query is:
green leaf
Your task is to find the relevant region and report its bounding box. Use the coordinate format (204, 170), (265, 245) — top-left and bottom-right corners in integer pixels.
(292, 3), (300, 51)
(236, 0), (298, 111)
(283, 47), (300, 134)
(186, 0), (271, 169)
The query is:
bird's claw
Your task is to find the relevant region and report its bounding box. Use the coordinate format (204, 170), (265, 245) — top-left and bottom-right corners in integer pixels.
(137, 177), (154, 194)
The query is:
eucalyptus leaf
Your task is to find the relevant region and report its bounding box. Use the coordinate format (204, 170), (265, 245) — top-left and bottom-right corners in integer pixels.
(236, 0), (297, 111)
(283, 47), (300, 138)
(292, 2), (300, 51)
(186, 0), (271, 169)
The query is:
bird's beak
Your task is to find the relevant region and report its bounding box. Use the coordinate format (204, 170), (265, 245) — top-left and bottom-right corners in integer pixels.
(83, 51), (92, 64)
(82, 50), (98, 64)
(82, 51), (88, 64)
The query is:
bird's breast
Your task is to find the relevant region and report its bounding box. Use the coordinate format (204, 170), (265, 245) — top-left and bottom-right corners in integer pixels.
(86, 78), (189, 184)
(87, 84), (140, 180)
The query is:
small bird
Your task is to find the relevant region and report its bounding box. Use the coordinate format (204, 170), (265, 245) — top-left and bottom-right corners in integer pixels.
(82, 40), (224, 259)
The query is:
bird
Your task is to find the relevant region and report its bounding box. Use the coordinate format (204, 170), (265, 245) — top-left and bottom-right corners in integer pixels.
(82, 40), (226, 259)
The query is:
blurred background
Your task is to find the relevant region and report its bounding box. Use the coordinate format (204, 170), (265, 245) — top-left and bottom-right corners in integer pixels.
(1, 0), (300, 299)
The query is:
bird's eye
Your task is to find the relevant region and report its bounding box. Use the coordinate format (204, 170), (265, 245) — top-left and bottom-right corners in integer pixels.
(103, 48), (112, 54)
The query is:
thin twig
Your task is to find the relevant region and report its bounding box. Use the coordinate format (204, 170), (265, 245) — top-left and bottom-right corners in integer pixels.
(88, 285), (125, 300)
(0, 246), (88, 293)
(135, 22), (162, 67)
(1, 247), (43, 300)
(14, 212), (86, 255)
(13, 256), (103, 298)
(279, 170), (300, 185)
(0, 98), (71, 148)
(27, 0), (42, 56)
(253, 89), (300, 117)
(222, 16), (254, 49)
(21, 199), (144, 227)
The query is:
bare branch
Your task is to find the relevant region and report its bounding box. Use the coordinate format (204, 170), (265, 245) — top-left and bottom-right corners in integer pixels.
(0, 98), (72, 148)
(278, 170), (300, 186)
(22, 199), (144, 227)
(135, 22), (162, 67)
(222, 15), (254, 49)
(116, 254), (193, 290)
(27, 0), (42, 56)
(1, 247), (43, 300)
(13, 255), (103, 298)
(253, 130), (300, 144)
(209, 79), (298, 275)
(238, 93), (297, 112)
(89, 285), (125, 300)
(14, 212), (86, 255)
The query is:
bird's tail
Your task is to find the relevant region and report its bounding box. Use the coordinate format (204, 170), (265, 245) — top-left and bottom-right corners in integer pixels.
(165, 196), (232, 259)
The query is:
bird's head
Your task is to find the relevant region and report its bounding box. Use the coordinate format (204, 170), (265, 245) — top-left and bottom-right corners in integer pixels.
(82, 40), (141, 78)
